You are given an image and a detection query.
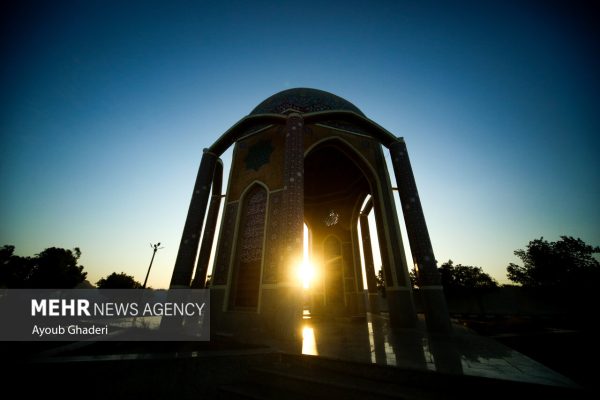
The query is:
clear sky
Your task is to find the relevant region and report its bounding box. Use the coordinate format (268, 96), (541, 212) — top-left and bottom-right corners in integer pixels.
(1, 0), (598, 288)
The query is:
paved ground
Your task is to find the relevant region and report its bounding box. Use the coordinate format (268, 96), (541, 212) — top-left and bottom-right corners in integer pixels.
(289, 313), (579, 388)
(1, 313), (591, 399)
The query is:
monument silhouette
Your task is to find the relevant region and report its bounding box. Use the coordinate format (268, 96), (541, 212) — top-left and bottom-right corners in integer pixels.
(169, 88), (452, 340)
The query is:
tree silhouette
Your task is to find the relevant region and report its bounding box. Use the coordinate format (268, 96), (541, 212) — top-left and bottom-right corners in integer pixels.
(507, 236), (600, 288)
(0, 245), (86, 288)
(29, 247), (87, 288)
(409, 268), (418, 288)
(438, 260), (498, 291)
(0, 245), (32, 288)
(375, 269), (386, 298)
(97, 272), (142, 289)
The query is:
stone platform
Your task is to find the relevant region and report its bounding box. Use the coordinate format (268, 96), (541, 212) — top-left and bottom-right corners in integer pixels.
(296, 312), (578, 388)
(2, 313), (587, 399)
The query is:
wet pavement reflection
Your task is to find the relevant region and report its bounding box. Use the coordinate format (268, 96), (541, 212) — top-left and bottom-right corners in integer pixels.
(301, 311), (577, 388)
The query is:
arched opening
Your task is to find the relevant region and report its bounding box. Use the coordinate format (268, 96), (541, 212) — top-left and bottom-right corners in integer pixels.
(304, 139), (375, 315)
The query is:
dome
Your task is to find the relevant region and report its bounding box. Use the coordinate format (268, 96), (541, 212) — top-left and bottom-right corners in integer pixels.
(250, 88), (365, 117)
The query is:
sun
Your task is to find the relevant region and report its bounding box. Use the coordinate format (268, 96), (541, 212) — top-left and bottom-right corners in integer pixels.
(298, 259), (316, 289)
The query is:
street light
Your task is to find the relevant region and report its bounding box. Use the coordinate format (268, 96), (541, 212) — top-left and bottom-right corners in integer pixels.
(143, 242), (164, 289)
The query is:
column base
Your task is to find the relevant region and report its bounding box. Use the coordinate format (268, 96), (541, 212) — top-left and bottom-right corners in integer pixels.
(367, 292), (380, 314)
(421, 286), (453, 334)
(210, 285), (303, 352)
(386, 288), (418, 329)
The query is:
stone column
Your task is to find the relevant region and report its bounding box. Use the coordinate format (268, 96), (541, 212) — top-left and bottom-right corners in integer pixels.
(359, 198), (379, 313)
(372, 144), (417, 329)
(191, 159), (223, 288)
(388, 138), (452, 334)
(260, 113), (303, 345)
(169, 149), (219, 288)
(283, 113), (305, 271)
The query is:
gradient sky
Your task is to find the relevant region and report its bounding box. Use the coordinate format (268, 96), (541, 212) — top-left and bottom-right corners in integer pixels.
(1, 0), (598, 288)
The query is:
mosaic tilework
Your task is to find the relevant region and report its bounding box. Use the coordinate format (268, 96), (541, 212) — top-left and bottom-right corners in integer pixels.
(282, 114), (305, 268)
(244, 139), (274, 171)
(238, 186), (267, 263)
(251, 88), (365, 117)
(263, 190), (284, 283)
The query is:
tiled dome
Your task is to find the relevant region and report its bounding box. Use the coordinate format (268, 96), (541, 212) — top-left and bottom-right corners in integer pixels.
(250, 88), (364, 117)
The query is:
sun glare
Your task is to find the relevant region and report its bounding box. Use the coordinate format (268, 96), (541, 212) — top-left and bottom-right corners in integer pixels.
(298, 224), (316, 289)
(299, 259), (315, 289)
(301, 325), (318, 355)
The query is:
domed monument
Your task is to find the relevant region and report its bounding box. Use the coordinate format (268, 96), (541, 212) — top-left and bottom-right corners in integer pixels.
(169, 88), (451, 341)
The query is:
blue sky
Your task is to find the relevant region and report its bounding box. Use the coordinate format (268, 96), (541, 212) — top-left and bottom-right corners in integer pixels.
(1, 0), (598, 288)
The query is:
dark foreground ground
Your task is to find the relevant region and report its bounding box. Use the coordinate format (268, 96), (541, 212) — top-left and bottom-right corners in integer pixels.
(1, 315), (596, 399)
(459, 315), (599, 392)
(1, 345), (591, 399)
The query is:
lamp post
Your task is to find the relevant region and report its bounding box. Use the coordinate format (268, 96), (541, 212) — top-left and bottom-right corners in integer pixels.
(143, 242), (163, 289)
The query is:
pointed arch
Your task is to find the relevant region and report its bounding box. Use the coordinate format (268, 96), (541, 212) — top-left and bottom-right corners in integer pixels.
(229, 182), (268, 309)
(304, 136), (379, 191)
